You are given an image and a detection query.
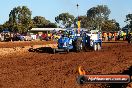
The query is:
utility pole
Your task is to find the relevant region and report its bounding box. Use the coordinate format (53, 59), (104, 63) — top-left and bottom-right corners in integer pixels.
(76, 4), (79, 17)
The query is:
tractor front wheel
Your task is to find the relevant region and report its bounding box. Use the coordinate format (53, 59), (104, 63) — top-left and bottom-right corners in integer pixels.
(66, 48), (69, 53)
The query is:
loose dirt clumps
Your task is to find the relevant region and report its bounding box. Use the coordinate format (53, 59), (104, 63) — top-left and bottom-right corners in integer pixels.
(0, 41), (131, 88)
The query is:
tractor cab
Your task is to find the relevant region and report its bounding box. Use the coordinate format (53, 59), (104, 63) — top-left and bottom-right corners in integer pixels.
(86, 30), (102, 51)
(54, 28), (87, 53)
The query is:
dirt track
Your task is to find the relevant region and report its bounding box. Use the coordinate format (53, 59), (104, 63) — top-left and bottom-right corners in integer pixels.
(0, 41), (132, 88)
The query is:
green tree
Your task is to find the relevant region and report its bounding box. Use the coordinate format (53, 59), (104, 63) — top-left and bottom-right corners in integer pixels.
(9, 6), (32, 33)
(101, 19), (120, 31)
(0, 24), (3, 32)
(87, 5), (111, 30)
(32, 16), (57, 28)
(2, 21), (12, 30)
(125, 14), (132, 31)
(55, 13), (75, 28)
(46, 23), (57, 28)
(78, 15), (100, 29)
(32, 16), (50, 28)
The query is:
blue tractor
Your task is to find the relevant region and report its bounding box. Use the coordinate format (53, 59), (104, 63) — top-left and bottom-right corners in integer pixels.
(53, 29), (102, 53)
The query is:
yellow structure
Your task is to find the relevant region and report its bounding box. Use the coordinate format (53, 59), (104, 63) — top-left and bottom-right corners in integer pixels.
(78, 21), (81, 34)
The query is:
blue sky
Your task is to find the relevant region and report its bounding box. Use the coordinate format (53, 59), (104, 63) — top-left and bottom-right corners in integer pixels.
(0, 0), (132, 27)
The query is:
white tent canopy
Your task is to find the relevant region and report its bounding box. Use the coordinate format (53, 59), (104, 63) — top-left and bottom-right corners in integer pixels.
(30, 28), (66, 32)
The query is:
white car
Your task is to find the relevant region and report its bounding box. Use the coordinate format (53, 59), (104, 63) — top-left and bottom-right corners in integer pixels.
(24, 36), (32, 41)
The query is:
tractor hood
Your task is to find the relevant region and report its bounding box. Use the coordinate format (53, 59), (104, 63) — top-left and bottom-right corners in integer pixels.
(58, 37), (69, 43)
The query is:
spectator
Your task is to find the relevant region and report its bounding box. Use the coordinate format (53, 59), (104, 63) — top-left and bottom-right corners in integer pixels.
(10, 33), (14, 42)
(114, 32), (118, 41)
(1, 33), (4, 41)
(104, 32), (107, 41)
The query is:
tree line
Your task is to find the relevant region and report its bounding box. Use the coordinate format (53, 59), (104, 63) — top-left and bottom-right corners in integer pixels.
(0, 5), (132, 33)
(55, 5), (132, 32)
(0, 6), (57, 33)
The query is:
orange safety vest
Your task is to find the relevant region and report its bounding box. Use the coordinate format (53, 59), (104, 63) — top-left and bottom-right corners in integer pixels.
(104, 33), (107, 37)
(109, 33), (112, 37)
(114, 33), (117, 36)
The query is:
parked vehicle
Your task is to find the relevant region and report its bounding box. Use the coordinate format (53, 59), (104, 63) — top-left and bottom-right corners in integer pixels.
(41, 34), (49, 41)
(0, 30), (11, 42)
(24, 36), (32, 41)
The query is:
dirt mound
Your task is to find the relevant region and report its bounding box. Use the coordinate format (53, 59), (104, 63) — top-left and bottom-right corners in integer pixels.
(0, 41), (131, 88)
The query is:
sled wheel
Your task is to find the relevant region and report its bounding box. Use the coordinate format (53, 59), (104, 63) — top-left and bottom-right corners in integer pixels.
(97, 43), (101, 50)
(53, 48), (56, 54)
(94, 43), (97, 51)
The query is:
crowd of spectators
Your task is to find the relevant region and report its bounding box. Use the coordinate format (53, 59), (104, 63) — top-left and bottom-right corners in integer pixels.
(0, 29), (131, 42)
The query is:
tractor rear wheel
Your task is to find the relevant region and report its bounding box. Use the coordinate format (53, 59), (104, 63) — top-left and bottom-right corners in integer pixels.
(129, 40), (132, 43)
(75, 38), (82, 52)
(129, 37), (132, 43)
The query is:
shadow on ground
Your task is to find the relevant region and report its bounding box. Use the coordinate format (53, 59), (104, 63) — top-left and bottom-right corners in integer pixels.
(28, 47), (54, 54)
(28, 47), (94, 54)
(102, 41), (126, 43)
